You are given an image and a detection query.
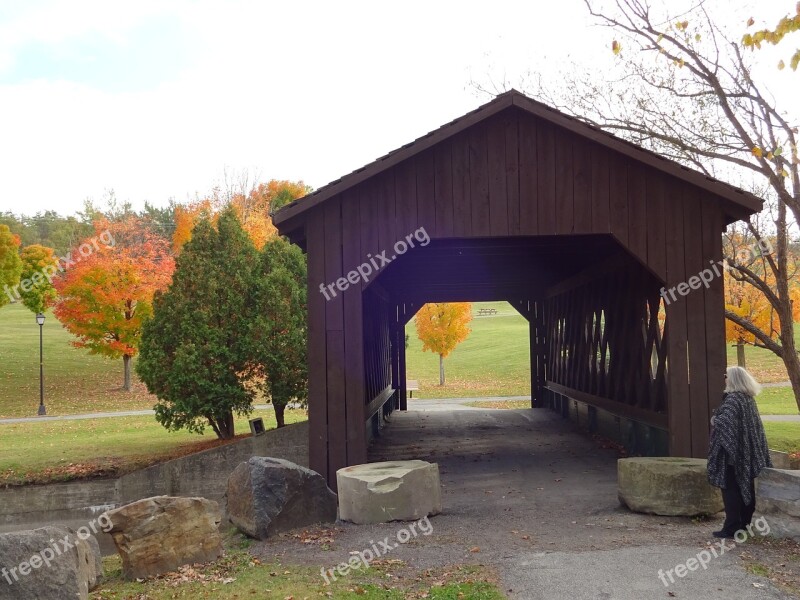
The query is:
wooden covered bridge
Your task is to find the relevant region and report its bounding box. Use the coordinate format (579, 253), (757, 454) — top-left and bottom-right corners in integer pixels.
(273, 90), (762, 487)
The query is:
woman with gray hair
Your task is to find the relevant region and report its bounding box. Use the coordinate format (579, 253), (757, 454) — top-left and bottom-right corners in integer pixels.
(707, 366), (772, 538)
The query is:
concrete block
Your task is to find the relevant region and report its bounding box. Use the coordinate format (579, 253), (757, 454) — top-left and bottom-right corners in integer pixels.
(337, 460), (442, 525)
(618, 457), (723, 517)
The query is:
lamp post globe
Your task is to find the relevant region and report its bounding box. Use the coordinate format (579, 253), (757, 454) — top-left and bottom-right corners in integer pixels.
(36, 313), (46, 416)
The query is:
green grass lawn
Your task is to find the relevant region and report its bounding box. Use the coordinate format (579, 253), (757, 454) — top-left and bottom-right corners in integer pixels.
(762, 422), (800, 455)
(0, 409), (308, 485)
(405, 301), (800, 401)
(0, 303), (156, 417)
(725, 342), (797, 384)
(0, 408), (307, 486)
(405, 301), (531, 398)
(756, 387), (800, 415)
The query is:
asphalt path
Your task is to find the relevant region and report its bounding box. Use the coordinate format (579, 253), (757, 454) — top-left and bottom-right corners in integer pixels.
(258, 404), (797, 599)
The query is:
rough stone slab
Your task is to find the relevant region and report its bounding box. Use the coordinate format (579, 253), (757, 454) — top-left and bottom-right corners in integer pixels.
(618, 457), (723, 517)
(104, 496), (222, 580)
(226, 457), (337, 540)
(756, 468), (800, 542)
(0, 526), (101, 600)
(769, 450), (793, 469)
(337, 460), (442, 525)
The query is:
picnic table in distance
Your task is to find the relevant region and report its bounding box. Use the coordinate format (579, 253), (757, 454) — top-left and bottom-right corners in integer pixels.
(477, 308), (497, 316)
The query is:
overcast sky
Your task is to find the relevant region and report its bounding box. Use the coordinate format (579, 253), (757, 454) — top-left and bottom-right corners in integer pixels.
(0, 0), (795, 217)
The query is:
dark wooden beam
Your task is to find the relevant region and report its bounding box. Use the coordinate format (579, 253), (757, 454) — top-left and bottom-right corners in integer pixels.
(365, 385), (395, 421)
(545, 253), (630, 299)
(546, 381), (668, 429)
(507, 299), (533, 321)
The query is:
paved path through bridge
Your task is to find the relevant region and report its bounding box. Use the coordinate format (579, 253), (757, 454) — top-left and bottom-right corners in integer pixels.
(258, 404), (796, 599)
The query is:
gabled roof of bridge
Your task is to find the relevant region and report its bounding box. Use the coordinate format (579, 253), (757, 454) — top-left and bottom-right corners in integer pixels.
(273, 89), (762, 227)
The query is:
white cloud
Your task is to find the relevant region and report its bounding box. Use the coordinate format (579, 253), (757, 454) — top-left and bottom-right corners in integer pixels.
(0, 0), (794, 216)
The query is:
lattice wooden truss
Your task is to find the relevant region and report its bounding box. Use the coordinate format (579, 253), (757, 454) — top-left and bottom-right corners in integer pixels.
(545, 261), (667, 415)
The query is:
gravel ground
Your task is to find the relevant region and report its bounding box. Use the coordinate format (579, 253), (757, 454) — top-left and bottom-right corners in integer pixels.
(253, 406), (800, 598)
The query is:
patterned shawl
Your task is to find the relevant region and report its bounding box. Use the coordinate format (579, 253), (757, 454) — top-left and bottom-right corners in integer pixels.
(707, 391), (772, 505)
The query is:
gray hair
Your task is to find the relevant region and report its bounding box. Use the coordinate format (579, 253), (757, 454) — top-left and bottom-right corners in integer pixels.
(725, 366), (762, 397)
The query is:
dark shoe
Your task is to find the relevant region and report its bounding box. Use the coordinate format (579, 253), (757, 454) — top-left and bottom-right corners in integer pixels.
(712, 529), (737, 539)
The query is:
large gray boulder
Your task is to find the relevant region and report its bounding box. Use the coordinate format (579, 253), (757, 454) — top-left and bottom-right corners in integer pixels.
(768, 450), (794, 470)
(103, 496), (223, 580)
(337, 460), (442, 525)
(618, 457), (724, 516)
(226, 457), (337, 540)
(0, 526), (101, 600)
(756, 468), (800, 541)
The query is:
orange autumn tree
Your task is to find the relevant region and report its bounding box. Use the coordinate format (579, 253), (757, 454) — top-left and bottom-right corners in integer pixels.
(414, 302), (473, 386)
(725, 268), (774, 367)
(53, 216), (175, 391)
(0, 225), (22, 308)
(172, 179), (310, 253)
(724, 257), (800, 368)
(232, 180), (310, 249)
(173, 199), (214, 254)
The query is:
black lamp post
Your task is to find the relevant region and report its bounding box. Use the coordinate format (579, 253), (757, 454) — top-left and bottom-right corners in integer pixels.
(36, 313), (46, 416)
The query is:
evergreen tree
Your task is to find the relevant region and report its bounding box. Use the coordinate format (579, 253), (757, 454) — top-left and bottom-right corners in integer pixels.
(251, 237), (307, 427)
(137, 209), (257, 439)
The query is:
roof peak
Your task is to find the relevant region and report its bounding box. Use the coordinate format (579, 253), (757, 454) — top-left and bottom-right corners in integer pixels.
(274, 89), (761, 226)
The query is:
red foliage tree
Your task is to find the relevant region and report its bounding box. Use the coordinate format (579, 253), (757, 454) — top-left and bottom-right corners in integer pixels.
(53, 216), (174, 391)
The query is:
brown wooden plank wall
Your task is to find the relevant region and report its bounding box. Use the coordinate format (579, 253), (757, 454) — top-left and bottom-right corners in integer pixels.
(303, 107), (733, 486)
(662, 183), (727, 456)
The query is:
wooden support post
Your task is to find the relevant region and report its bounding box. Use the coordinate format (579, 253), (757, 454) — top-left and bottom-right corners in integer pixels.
(530, 316), (537, 408)
(305, 211), (328, 480)
(399, 330), (408, 410)
(399, 304), (408, 411)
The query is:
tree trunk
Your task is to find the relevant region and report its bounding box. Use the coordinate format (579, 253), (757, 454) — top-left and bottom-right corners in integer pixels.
(439, 354), (445, 386)
(274, 403), (286, 428)
(210, 410), (235, 439)
(736, 341), (746, 368)
(122, 354), (131, 392)
(223, 410), (234, 439)
(782, 347), (800, 413)
(774, 201), (800, 413)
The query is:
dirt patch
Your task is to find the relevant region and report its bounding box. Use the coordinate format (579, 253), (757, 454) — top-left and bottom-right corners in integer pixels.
(739, 536), (800, 596)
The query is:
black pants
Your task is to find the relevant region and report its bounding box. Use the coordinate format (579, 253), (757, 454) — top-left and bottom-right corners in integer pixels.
(721, 465), (755, 533)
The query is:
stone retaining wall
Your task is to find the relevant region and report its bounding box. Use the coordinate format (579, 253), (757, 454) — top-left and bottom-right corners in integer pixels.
(0, 421), (308, 553)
